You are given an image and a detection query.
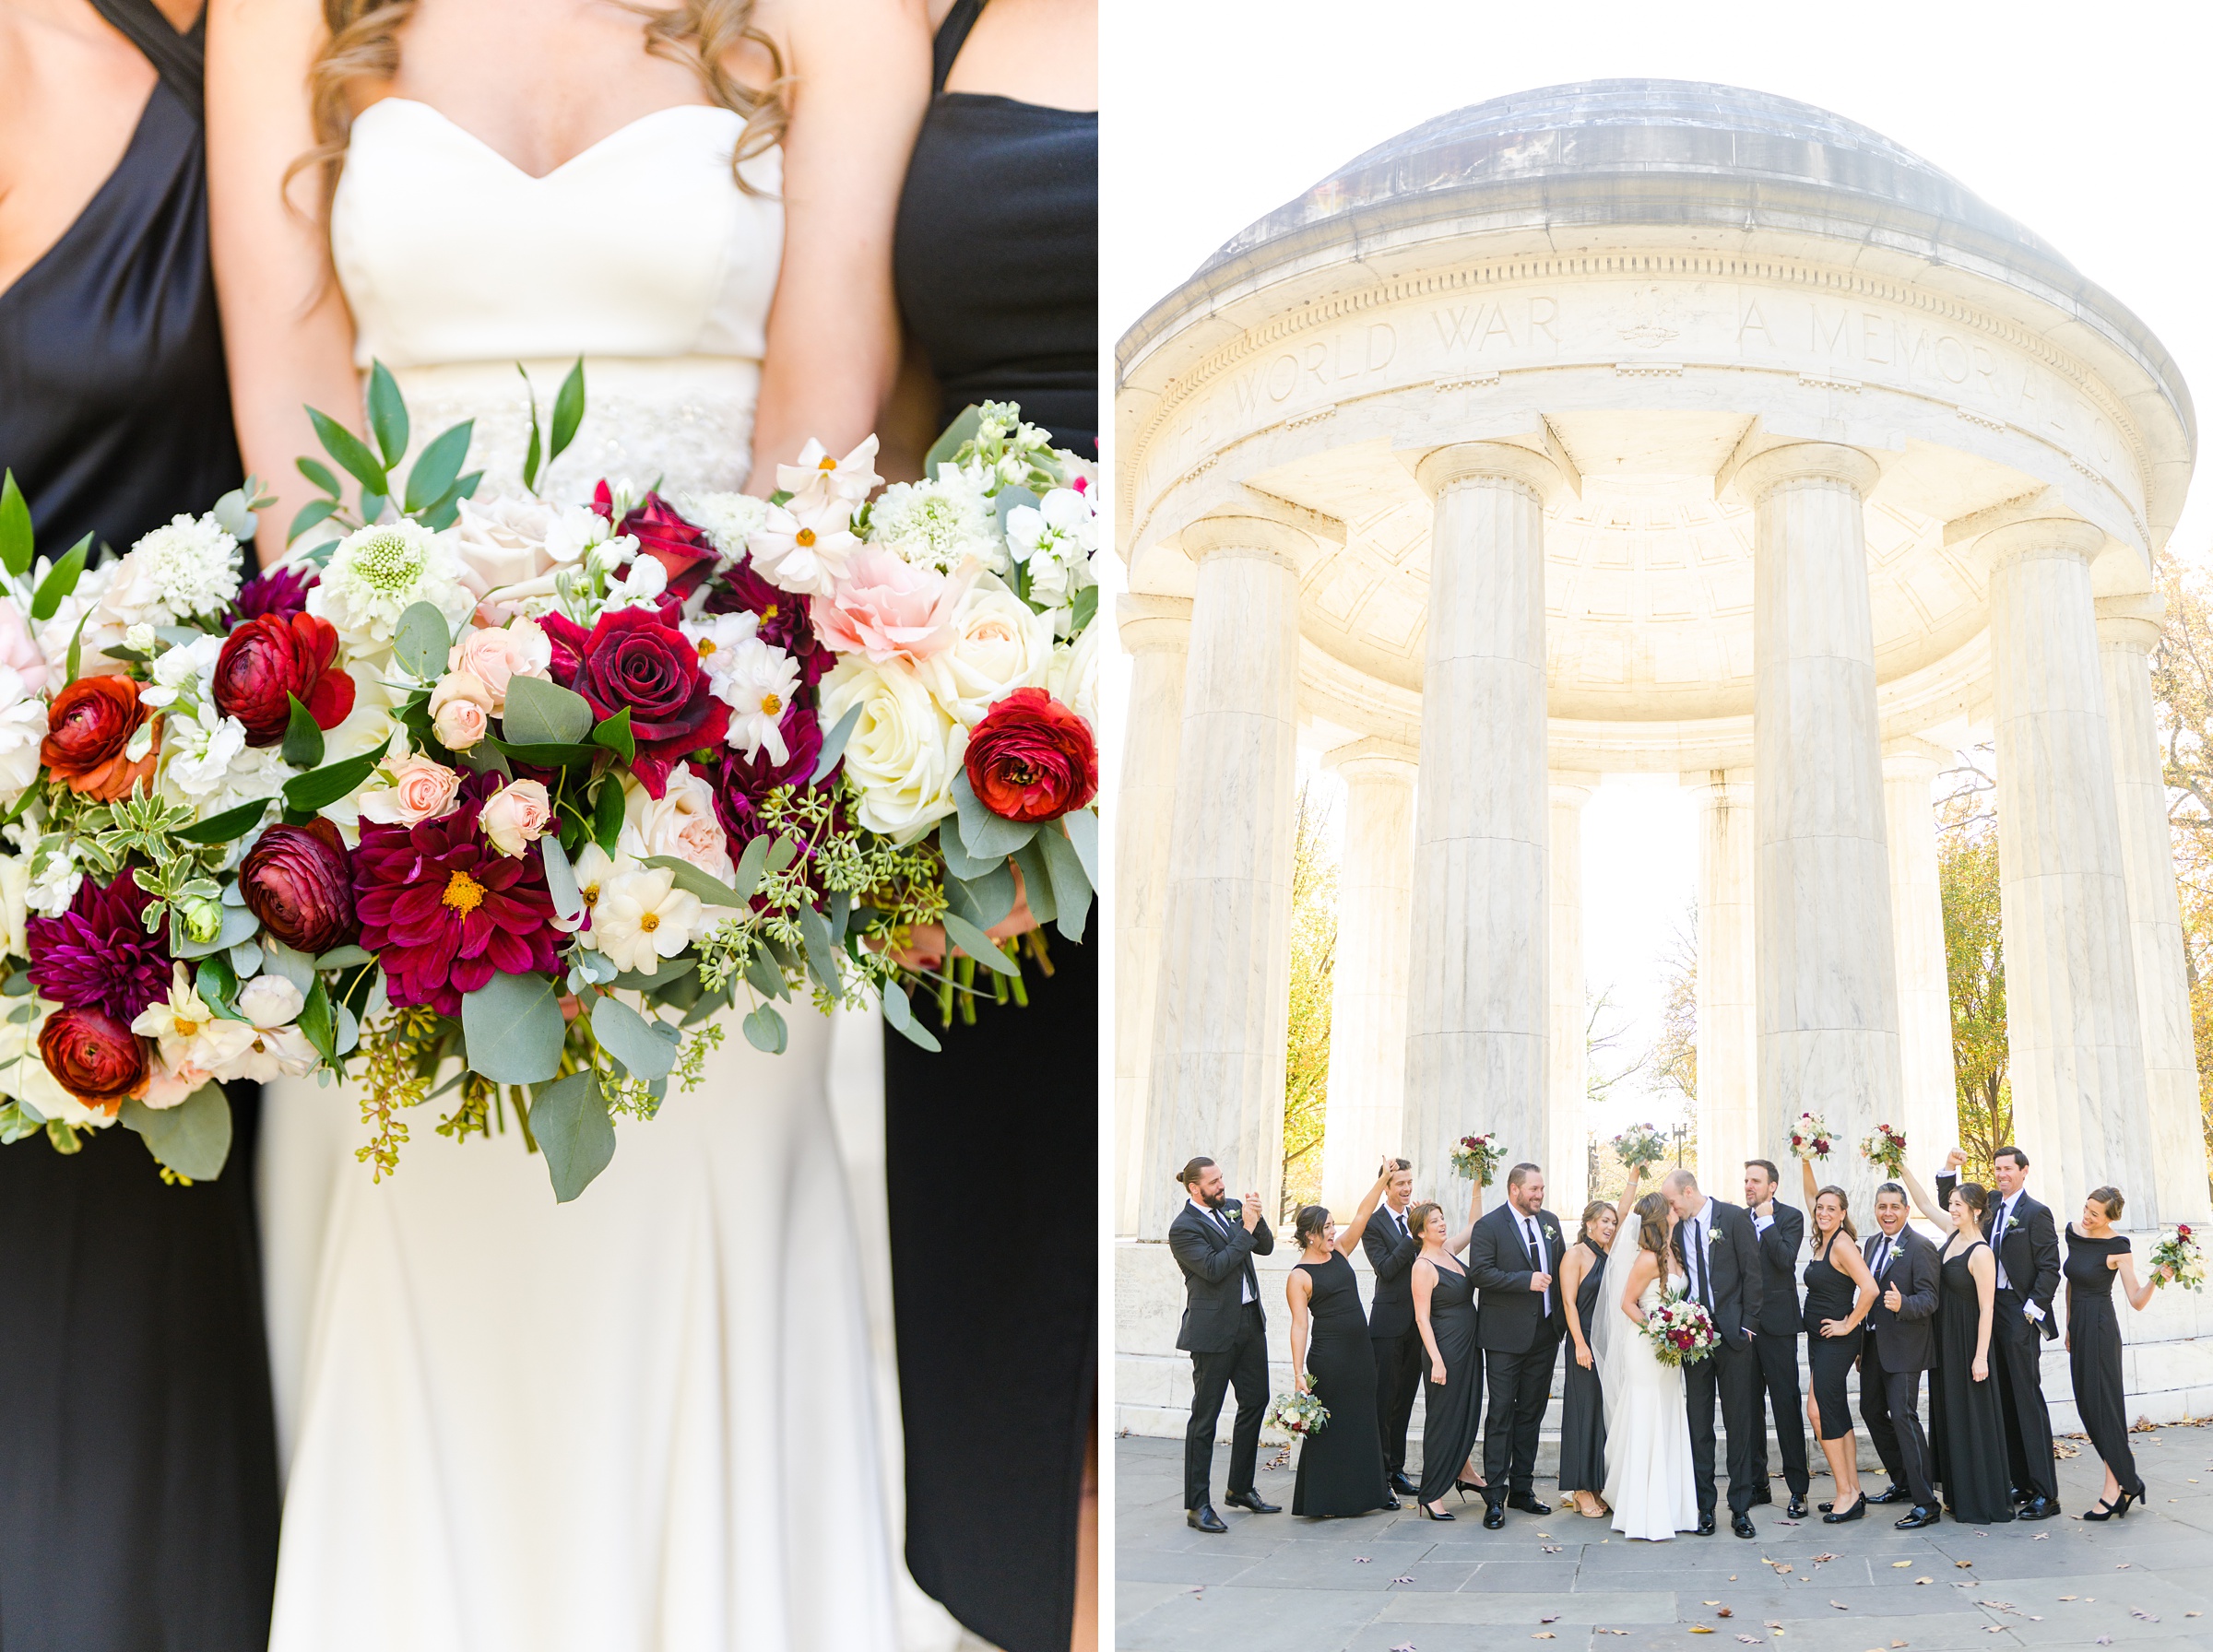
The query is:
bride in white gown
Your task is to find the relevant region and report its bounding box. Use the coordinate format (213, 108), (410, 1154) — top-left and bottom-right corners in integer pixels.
(1589, 1191), (1699, 1543)
(207, 3), (931, 1647)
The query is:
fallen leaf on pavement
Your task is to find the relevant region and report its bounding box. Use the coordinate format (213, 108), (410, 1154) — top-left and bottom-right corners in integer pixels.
(1914, 1577), (1932, 1586)
(1355, 1556), (1371, 1564)
(1718, 1609), (1734, 1619)
(1891, 1560), (1912, 1568)
(1533, 1634), (1556, 1641)
(1689, 1627), (1714, 1635)
(1392, 1575), (1414, 1585)
(1830, 1601), (1850, 1611)
(1955, 1561), (1973, 1569)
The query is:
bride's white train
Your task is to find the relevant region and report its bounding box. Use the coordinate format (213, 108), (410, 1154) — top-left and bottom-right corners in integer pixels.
(1590, 1202), (1700, 1542)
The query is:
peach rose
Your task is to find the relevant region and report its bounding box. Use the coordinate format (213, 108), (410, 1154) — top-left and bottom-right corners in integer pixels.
(428, 670), (494, 751)
(479, 778), (552, 857)
(617, 762), (732, 882)
(448, 618), (553, 711)
(811, 548), (964, 665)
(359, 750), (463, 826)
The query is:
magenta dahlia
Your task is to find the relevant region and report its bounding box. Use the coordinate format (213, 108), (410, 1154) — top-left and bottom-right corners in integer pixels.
(351, 775), (560, 1016)
(230, 563), (318, 627)
(26, 869), (173, 1021)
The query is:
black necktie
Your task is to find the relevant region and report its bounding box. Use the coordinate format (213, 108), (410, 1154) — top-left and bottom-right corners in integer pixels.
(1876, 1236), (1892, 1280)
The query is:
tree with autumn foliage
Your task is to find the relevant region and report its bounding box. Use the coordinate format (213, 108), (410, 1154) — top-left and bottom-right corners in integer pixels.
(2152, 551), (2213, 1171)
(1280, 785), (1338, 1218)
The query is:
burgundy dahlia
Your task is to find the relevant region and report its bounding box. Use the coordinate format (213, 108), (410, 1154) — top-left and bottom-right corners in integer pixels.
(231, 563), (319, 626)
(351, 775), (560, 1016)
(704, 554), (830, 686)
(240, 819), (359, 954)
(711, 702), (825, 842)
(26, 869), (172, 1021)
(541, 606), (728, 798)
(39, 1005), (146, 1115)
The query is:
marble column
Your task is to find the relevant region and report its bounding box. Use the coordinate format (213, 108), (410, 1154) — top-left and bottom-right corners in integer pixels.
(2096, 593), (2209, 1222)
(1115, 595), (1192, 1236)
(1981, 518), (2156, 1221)
(1548, 773), (1597, 1216)
(1402, 442), (1560, 1207)
(1688, 769), (1757, 1191)
(1139, 516), (1307, 1238)
(1883, 738), (1960, 1170)
(1741, 442), (1904, 1162)
(1318, 739), (1418, 1213)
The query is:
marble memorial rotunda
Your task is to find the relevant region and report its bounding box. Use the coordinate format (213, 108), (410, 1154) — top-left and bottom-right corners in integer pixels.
(1114, 81), (2213, 1435)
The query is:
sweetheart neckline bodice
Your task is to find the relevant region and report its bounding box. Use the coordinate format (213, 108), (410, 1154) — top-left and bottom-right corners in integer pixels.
(353, 98), (740, 183)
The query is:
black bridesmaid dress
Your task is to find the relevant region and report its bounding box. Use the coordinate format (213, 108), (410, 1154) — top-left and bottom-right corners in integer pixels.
(1927, 1238), (2015, 1524)
(1289, 1253), (1391, 1516)
(1415, 1257), (1485, 1505)
(2065, 1226), (2143, 1499)
(882, 6), (1096, 1648)
(0, 5), (279, 1647)
(1801, 1238), (1864, 1442)
(1556, 1236), (1608, 1494)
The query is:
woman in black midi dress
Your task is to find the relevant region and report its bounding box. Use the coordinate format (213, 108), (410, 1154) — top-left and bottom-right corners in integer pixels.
(1408, 1170), (1487, 1518)
(1902, 1169), (2013, 1523)
(0, 3), (278, 1646)
(1284, 1168), (1396, 1516)
(881, 3), (1096, 1647)
(2066, 1187), (2160, 1518)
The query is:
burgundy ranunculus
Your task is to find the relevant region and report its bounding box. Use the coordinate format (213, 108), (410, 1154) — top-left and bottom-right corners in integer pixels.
(541, 607), (728, 797)
(240, 818), (359, 954)
(213, 613), (356, 747)
(705, 553), (830, 686)
(712, 701), (825, 841)
(963, 687), (1097, 822)
(231, 564), (319, 626)
(594, 481), (715, 591)
(26, 868), (172, 1021)
(39, 1005), (147, 1115)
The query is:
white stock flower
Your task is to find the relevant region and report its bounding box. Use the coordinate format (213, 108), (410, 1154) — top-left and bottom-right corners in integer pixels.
(674, 491), (771, 560)
(914, 572), (1056, 727)
(747, 491), (859, 598)
(160, 705), (249, 803)
(103, 513), (243, 627)
(819, 655), (964, 844)
(602, 551), (669, 612)
(139, 631), (224, 710)
(618, 764), (733, 883)
(0, 666), (46, 802)
(1005, 487), (1097, 629)
(590, 865), (704, 973)
(310, 519), (473, 652)
(25, 841), (82, 919)
(867, 466), (1005, 576)
(543, 504), (615, 566)
(776, 435), (882, 505)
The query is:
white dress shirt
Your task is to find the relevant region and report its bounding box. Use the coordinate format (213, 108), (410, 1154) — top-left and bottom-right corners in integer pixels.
(1193, 1198), (1254, 1304)
(1518, 1207), (1551, 1316)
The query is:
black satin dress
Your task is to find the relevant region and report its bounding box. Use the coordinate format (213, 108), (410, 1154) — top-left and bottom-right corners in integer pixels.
(0, 6), (279, 1647)
(1415, 1257), (1485, 1505)
(2065, 1227), (2141, 1497)
(1927, 1239), (2014, 1524)
(1290, 1253), (1391, 1516)
(1556, 1237), (1607, 1493)
(882, 6), (1096, 1649)
(1801, 1239), (1863, 1441)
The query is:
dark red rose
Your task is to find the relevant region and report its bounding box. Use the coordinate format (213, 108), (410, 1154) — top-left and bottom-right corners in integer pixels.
(41, 675), (158, 800)
(595, 482), (715, 589)
(39, 1005), (147, 1115)
(541, 607), (728, 797)
(963, 687), (1097, 822)
(213, 613), (356, 747)
(240, 818), (360, 954)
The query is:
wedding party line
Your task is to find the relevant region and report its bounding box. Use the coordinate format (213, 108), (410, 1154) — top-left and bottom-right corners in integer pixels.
(1170, 1122), (2203, 1544)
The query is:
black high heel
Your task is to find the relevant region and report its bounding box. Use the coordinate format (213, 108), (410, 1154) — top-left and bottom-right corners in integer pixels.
(1420, 1500), (1455, 1521)
(2085, 1486), (2142, 1521)
(2082, 1498), (2117, 1521)
(1456, 1478), (1482, 1502)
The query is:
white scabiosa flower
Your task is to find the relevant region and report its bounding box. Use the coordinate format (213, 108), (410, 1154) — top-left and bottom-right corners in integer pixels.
(106, 513), (243, 626)
(867, 466), (1004, 576)
(310, 519), (473, 652)
(590, 865), (704, 973)
(675, 491), (771, 561)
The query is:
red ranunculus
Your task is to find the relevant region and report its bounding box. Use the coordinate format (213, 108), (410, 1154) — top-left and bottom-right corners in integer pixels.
(596, 482), (715, 588)
(41, 675), (159, 799)
(213, 613), (356, 747)
(963, 687), (1096, 823)
(39, 1004), (147, 1115)
(541, 607), (728, 797)
(241, 818), (359, 954)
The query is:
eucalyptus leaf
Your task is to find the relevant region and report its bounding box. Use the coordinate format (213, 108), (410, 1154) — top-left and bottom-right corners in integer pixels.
(952, 769), (1035, 859)
(258, 938), (315, 995)
(1012, 836), (1058, 927)
(403, 419), (473, 514)
(456, 743), (514, 781)
(742, 951), (788, 1002)
(765, 834), (799, 874)
(934, 807), (1001, 882)
(29, 537), (89, 622)
(1062, 807), (1098, 885)
(335, 1002), (361, 1056)
(741, 1002), (787, 1055)
(228, 939), (263, 980)
(924, 405), (984, 479)
(881, 981), (941, 1053)
(730, 833), (770, 900)
(1035, 822), (1092, 942)
(503, 674), (595, 747)
(540, 832), (582, 925)
(281, 694), (326, 770)
(794, 903), (839, 992)
(121, 1083), (233, 1180)
(530, 1068), (616, 1203)
(1068, 584), (1098, 634)
(811, 702), (862, 784)
(314, 944), (376, 971)
(943, 861), (1017, 930)
(609, 957), (696, 993)
(639, 855), (746, 909)
(392, 601), (451, 680)
(587, 996), (676, 1081)
(460, 971), (565, 1084)
(365, 360), (410, 467)
(487, 738), (599, 770)
(993, 485), (1040, 537)
(942, 912), (1017, 977)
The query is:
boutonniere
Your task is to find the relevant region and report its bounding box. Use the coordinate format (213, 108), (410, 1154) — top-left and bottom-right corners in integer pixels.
(1707, 1227), (1722, 1249)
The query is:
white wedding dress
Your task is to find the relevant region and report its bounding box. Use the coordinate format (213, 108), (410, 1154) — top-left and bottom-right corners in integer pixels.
(1592, 1221), (1699, 1543)
(256, 99), (897, 1652)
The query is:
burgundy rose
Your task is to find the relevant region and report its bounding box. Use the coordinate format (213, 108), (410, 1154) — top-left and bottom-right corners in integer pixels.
(213, 613), (357, 747)
(41, 675), (158, 800)
(963, 687), (1097, 822)
(240, 818), (360, 955)
(231, 564), (318, 626)
(704, 554), (830, 686)
(594, 481), (715, 592)
(39, 1005), (147, 1115)
(541, 607), (728, 797)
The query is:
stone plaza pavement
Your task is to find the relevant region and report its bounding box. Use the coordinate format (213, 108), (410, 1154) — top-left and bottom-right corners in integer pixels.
(1117, 1428), (2213, 1651)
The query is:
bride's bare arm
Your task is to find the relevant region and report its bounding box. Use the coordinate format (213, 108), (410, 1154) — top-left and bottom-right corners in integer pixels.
(1619, 1250), (1659, 1328)
(207, 0), (362, 566)
(745, 0), (931, 485)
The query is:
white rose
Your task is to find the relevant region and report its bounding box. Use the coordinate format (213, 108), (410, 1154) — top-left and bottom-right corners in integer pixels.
(1044, 622), (1098, 732)
(0, 666), (47, 802)
(819, 655), (965, 844)
(449, 494), (561, 598)
(913, 572), (1055, 727)
(618, 763), (733, 883)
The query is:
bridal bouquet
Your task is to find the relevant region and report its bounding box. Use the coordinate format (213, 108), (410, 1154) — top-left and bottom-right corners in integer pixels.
(2151, 1224), (2204, 1292)
(1611, 1123), (1667, 1172)
(1642, 1293), (1717, 1367)
(1860, 1122), (1908, 1177)
(0, 373), (1098, 1198)
(1450, 1130), (1502, 1185)
(1265, 1387), (1330, 1440)
(1787, 1111), (1836, 1162)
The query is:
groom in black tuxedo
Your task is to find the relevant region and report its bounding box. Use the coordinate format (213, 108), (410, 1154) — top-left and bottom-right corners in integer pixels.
(1166, 1156), (1278, 1534)
(1859, 1182), (1942, 1528)
(1360, 1158), (1423, 1499)
(1663, 1170), (1764, 1537)
(1467, 1162), (1565, 1529)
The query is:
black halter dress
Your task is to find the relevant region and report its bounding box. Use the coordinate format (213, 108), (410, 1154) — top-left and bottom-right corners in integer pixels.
(882, 6), (1095, 1649)
(0, 5), (279, 1646)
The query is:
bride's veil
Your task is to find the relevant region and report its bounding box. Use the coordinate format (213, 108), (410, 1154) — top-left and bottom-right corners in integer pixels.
(1588, 1204), (1650, 1432)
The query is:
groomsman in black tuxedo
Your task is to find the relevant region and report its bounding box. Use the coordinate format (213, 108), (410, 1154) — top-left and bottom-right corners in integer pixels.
(1167, 1156), (1279, 1533)
(1467, 1162), (1564, 1529)
(1663, 1169), (1765, 1537)
(1937, 1145), (2063, 1517)
(1361, 1158), (1423, 1499)
(1742, 1159), (1811, 1519)
(1858, 1182), (1942, 1528)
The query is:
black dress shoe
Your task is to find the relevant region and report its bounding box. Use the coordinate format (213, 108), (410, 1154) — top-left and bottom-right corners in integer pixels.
(1865, 1485), (1910, 1505)
(1747, 1487), (1774, 1506)
(2012, 1485), (2036, 1505)
(1224, 1490), (1280, 1515)
(1695, 1515), (1717, 1535)
(1389, 1471), (1418, 1498)
(2018, 1494), (2060, 1520)
(1821, 1496), (1866, 1524)
(1188, 1504), (1228, 1534)
(1894, 1504), (1942, 1529)
(1506, 1493), (1551, 1516)
(1732, 1513), (1757, 1539)
(1786, 1496), (1810, 1519)
(1482, 1503), (1506, 1529)
(1381, 1494), (1402, 1510)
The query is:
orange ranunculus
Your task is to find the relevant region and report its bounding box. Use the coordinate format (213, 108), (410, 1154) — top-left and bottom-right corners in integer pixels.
(41, 674), (160, 799)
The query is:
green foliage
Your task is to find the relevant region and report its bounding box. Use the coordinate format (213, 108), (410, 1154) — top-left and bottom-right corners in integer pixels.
(1940, 815), (2010, 1181)
(1281, 785), (1336, 1221)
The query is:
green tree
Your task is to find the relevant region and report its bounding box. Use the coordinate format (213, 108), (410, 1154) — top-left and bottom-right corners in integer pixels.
(2152, 550), (2213, 1174)
(1938, 808), (2009, 1181)
(1280, 785), (1338, 1218)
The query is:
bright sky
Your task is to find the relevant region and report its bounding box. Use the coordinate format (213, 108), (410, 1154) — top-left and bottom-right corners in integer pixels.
(1100, 0), (2213, 1133)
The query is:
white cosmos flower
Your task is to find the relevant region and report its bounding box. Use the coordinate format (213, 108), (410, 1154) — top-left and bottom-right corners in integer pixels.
(590, 865), (704, 973)
(235, 974), (306, 1028)
(747, 490), (860, 597)
(819, 655), (964, 844)
(310, 519), (473, 652)
(706, 636), (800, 765)
(562, 842), (634, 938)
(211, 1022), (321, 1082)
(776, 435), (882, 505)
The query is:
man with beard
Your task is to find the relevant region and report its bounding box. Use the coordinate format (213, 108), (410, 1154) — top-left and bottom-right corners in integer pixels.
(1466, 1162), (1564, 1529)
(1167, 1156), (1278, 1533)
(1663, 1169), (1765, 1537)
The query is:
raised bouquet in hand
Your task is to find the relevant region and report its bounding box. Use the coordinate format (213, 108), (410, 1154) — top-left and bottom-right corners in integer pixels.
(1265, 1387), (1329, 1440)
(1450, 1130), (1501, 1186)
(2151, 1224), (2203, 1292)
(1642, 1292), (1717, 1367)
(1787, 1110), (1836, 1162)
(1611, 1123), (1667, 1172)
(1860, 1122), (1907, 1177)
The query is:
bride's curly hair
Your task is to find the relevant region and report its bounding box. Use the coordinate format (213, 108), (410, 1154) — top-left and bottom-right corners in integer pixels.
(1631, 1191), (1672, 1260)
(285, 0), (789, 220)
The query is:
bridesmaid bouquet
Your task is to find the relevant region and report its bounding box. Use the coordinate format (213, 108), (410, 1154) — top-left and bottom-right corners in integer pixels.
(1860, 1122), (1908, 1176)
(1265, 1387), (1330, 1439)
(1611, 1123), (1668, 1172)
(2151, 1225), (2204, 1292)
(0, 380), (1097, 1199)
(1787, 1110), (1837, 1162)
(1450, 1129), (1502, 1184)
(1641, 1293), (1717, 1367)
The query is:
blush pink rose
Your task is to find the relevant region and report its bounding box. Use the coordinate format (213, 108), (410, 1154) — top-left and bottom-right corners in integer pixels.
(448, 618), (553, 711)
(0, 598), (51, 693)
(479, 778), (552, 857)
(429, 670), (494, 750)
(810, 549), (964, 666)
(359, 751), (464, 826)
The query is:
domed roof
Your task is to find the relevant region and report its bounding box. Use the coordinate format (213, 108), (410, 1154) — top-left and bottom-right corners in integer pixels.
(1200, 78), (2068, 277)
